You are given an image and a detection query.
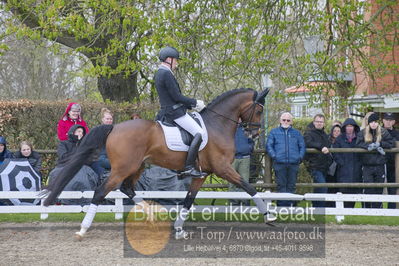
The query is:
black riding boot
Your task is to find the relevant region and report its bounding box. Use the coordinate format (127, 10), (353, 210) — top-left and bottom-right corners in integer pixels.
(180, 133), (205, 178)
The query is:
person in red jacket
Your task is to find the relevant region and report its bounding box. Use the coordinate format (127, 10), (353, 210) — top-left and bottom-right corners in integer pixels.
(57, 102), (89, 141)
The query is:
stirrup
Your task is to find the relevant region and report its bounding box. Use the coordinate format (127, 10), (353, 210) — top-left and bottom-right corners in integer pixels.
(178, 168), (206, 179)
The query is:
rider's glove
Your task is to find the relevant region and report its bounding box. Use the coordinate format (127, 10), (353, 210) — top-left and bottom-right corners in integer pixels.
(193, 100), (206, 112)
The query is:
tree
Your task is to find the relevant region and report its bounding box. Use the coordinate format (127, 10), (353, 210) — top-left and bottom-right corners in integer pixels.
(0, 0), (397, 109)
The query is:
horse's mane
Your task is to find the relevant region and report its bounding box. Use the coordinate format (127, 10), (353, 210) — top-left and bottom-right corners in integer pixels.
(206, 88), (254, 108)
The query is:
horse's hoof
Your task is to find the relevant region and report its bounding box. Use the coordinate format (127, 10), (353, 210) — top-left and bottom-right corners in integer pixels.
(264, 211), (277, 223)
(74, 232), (84, 241)
(175, 229), (188, 240)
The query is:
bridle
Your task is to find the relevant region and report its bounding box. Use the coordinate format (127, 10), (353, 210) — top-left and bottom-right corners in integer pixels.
(206, 101), (264, 134)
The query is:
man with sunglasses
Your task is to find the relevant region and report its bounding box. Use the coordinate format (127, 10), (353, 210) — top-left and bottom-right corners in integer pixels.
(266, 112), (305, 206)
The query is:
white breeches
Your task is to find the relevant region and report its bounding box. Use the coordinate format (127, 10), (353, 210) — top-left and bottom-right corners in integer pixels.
(174, 113), (204, 137)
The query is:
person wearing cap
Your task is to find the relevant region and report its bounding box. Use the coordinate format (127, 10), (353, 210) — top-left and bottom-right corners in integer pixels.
(154, 46), (206, 178)
(356, 112), (395, 208)
(382, 112), (399, 208)
(57, 102), (89, 141)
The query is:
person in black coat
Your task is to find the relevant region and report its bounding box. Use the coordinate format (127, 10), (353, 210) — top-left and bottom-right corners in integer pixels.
(0, 136), (14, 164)
(382, 112), (399, 209)
(155, 46), (206, 177)
(57, 124), (86, 165)
(333, 118), (362, 208)
(304, 114), (332, 207)
(356, 113), (395, 208)
(14, 141), (42, 175)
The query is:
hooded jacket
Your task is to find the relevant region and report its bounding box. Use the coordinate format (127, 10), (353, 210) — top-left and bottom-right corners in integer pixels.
(333, 118), (362, 184)
(304, 122), (332, 173)
(0, 136), (14, 163)
(57, 102), (89, 141)
(57, 124), (86, 165)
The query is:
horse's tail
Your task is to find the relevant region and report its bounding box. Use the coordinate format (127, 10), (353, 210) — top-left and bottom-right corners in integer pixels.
(43, 124), (114, 206)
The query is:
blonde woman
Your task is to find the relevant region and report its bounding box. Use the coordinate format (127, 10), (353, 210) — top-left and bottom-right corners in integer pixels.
(14, 141), (42, 175)
(100, 108), (113, 125)
(356, 113), (395, 208)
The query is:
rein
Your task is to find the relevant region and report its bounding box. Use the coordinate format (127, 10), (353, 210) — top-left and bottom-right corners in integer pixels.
(206, 101), (264, 132)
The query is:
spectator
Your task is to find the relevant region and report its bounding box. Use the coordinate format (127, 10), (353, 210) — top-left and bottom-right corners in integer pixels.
(14, 141), (42, 175)
(229, 122), (254, 206)
(356, 112), (395, 208)
(304, 114), (332, 207)
(101, 108), (113, 125)
(361, 112), (374, 130)
(329, 124), (342, 145)
(0, 136), (13, 165)
(98, 108), (113, 172)
(49, 125), (101, 205)
(332, 120), (342, 127)
(57, 124), (86, 164)
(266, 112), (305, 206)
(382, 112), (399, 209)
(131, 113), (141, 120)
(333, 118), (362, 208)
(326, 123), (342, 201)
(57, 102), (89, 141)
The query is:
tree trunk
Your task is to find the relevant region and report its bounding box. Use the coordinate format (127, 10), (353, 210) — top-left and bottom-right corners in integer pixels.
(97, 72), (138, 102)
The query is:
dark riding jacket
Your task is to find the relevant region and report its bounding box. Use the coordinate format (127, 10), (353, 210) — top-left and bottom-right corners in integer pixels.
(155, 65), (197, 120)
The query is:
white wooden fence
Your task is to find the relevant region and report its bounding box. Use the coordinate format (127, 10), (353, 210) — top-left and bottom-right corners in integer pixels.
(1, 191), (399, 222)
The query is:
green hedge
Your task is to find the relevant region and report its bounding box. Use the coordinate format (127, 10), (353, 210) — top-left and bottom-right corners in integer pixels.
(0, 99), (159, 180)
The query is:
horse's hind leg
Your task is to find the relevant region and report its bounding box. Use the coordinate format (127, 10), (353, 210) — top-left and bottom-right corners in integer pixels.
(120, 163), (145, 204)
(75, 166), (142, 240)
(174, 177), (207, 239)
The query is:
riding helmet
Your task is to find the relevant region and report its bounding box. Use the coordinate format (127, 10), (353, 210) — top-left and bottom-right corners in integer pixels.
(159, 46), (180, 62)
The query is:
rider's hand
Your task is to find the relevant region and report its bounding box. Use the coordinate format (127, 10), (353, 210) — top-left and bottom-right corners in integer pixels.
(193, 100), (206, 112)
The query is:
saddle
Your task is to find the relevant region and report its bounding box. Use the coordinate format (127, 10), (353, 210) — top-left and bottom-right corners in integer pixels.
(157, 112), (208, 152)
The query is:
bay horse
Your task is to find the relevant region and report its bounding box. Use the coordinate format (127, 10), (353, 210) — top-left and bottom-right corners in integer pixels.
(43, 87), (275, 239)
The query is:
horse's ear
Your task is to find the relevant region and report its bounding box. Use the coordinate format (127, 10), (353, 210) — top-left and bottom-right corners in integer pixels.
(255, 88), (270, 105)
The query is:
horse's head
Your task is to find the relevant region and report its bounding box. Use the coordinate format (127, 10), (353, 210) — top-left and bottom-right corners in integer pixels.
(239, 88), (270, 138)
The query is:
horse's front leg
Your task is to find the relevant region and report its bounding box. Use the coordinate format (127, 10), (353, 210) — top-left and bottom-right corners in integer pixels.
(174, 176), (207, 239)
(215, 164), (277, 223)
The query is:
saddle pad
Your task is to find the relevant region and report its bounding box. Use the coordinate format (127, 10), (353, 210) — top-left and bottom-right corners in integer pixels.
(158, 112), (208, 152)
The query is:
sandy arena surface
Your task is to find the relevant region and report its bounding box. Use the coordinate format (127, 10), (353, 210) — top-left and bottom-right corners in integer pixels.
(0, 221), (398, 266)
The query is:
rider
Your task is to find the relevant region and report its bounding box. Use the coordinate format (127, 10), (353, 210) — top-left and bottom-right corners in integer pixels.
(155, 46), (206, 177)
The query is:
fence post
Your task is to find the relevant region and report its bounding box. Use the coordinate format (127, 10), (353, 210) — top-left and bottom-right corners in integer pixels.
(335, 192), (344, 222)
(396, 141), (399, 209)
(264, 154), (272, 184)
